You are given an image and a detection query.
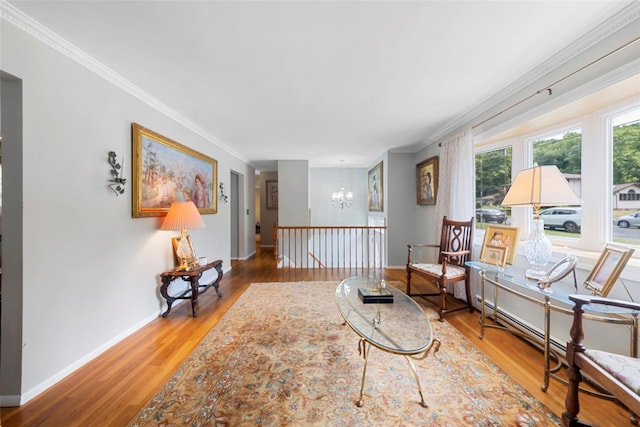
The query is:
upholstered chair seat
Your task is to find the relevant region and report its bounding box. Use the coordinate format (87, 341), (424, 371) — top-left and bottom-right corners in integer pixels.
(584, 349), (640, 395)
(410, 263), (466, 278)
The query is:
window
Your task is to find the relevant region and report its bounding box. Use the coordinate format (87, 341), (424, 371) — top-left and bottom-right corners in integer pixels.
(531, 128), (582, 237)
(620, 189), (639, 201)
(611, 107), (640, 246)
(475, 147), (512, 229)
(474, 75), (639, 259)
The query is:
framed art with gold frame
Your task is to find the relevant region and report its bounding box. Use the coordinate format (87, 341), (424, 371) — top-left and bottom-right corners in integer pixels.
(368, 161), (383, 212)
(132, 123), (217, 218)
(584, 244), (634, 296)
(480, 244), (508, 267)
(171, 236), (196, 269)
(416, 156), (438, 205)
(481, 225), (520, 265)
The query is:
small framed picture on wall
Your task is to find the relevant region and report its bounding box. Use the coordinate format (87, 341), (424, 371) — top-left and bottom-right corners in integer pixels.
(368, 161), (383, 212)
(416, 156), (438, 205)
(266, 180), (278, 210)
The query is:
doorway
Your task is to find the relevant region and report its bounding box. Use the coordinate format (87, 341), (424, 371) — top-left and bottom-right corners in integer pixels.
(1, 70), (24, 406)
(230, 171), (240, 259)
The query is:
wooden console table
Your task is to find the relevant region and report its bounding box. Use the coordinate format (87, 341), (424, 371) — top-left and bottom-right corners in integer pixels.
(160, 259), (223, 318)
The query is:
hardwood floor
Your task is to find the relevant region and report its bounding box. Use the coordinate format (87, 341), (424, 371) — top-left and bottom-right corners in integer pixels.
(2, 245), (631, 426)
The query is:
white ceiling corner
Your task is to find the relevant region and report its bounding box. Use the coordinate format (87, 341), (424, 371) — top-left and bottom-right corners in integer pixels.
(2, 0), (639, 171)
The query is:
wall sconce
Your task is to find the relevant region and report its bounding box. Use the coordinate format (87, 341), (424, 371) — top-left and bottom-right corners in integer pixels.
(219, 182), (229, 203)
(108, 151), (126, 196)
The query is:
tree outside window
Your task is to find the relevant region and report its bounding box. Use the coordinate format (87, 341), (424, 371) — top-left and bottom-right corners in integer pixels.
(531, 129), (583, 237)
(475, 147), (512, 229)
(611, 108), (640, 246)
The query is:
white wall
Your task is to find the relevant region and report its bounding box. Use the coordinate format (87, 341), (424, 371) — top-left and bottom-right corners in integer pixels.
(386, 153), (419, 267)
(278, 160), (309, 226)
(1, 19), (255, 405)
(310, 167), (368, 226)
(412, 145), (441, 245)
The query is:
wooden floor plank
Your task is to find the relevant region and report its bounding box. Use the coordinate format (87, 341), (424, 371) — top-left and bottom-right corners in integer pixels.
(1, 245), (631, 426)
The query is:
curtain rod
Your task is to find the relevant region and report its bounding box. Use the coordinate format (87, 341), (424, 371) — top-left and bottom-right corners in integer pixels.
(470, 36), (640, 131)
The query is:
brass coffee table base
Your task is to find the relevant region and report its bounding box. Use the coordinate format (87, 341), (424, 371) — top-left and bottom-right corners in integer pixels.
(355, 337), (441, 408)
(335, 277), (441, 409)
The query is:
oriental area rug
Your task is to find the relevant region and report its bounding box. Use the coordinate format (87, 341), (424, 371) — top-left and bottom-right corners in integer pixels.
(129, 282), (561, 426)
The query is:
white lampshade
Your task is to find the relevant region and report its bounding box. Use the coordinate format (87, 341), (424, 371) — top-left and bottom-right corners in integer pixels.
(502, 164), (582, 278)
(501, 164), (583, 214)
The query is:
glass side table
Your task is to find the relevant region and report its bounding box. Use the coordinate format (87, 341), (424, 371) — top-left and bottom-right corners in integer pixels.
(467, 261), (638, 396)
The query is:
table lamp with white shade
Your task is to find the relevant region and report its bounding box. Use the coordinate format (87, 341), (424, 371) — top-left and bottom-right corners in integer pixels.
(160, 201), (206, 271)
(501, 164), (583, 278)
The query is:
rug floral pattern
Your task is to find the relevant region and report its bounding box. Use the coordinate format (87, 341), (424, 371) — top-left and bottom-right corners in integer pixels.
(129, 282), (561, 426)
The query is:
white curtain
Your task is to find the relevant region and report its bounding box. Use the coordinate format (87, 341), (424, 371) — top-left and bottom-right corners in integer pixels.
(435, 129), (475, 299)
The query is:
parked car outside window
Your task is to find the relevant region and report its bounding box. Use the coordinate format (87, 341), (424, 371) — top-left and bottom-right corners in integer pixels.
(476, 208), (507, 224)
(539, 207), (581, 233)
(616, 212), (640, 228)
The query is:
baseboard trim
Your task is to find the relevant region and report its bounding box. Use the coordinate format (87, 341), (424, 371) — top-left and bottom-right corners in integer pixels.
(476, 297), (567, 354)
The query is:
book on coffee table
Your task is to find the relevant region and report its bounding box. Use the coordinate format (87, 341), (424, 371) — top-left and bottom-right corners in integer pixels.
(358, 287), (394, 304)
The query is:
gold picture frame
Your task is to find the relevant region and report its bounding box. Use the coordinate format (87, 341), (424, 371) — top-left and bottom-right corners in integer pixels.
(132, 123), (217, 217)
(416, 156), (438, 205)
(171, 236), (197, 269)
(368, 161), (383, 212)
(584, 245), (634, 296)
(480, 244), (508, 267)
(481, 225), (520, 265)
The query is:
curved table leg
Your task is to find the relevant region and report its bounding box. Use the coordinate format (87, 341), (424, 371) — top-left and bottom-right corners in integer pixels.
(404, 356), (428, 408)
(160, 276), (176, 318)
(213, 262), (223, 297)
(189, 276), (199, 317)
(357, 339), (370, 407)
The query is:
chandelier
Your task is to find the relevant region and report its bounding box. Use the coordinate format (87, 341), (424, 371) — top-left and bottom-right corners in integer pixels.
(332, 160), (353, 209)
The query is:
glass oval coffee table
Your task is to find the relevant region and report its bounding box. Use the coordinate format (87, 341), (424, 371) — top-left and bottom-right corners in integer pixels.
(335, 276), (441, 407)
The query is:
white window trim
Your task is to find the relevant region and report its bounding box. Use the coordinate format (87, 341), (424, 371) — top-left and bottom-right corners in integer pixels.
(474, 96), (640, 282)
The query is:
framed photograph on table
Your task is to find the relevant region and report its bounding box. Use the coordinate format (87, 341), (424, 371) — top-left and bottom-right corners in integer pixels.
(171, 236), (196, 269)
(368, 161), (383, 212)
(480, 244), (508, 267)
(584, 245), (634, 296)
(132, 123), (217, 217)
(416, 156), (438, 205)
(481, 225), (520, 265)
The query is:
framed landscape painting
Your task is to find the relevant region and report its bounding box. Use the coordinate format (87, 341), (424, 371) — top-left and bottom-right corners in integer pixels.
(368, 161), (383, 212)
(132, 123), (217, 217)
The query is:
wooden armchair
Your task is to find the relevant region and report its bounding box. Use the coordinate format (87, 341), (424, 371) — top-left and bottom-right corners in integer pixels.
(563, 294), (640, 426)
(406, 216), (474, 321)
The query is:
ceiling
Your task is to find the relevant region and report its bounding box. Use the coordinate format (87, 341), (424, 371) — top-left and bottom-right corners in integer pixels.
(5, 1), (635, 170)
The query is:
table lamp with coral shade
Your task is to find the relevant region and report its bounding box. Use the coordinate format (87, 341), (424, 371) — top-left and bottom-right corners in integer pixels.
(160, 201), (206, 270)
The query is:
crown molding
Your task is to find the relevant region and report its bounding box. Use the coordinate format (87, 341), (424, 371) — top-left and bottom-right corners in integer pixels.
(427, 1), (640, 146)
(0, 0), (248, 164)
(3, 0), (638, 161)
